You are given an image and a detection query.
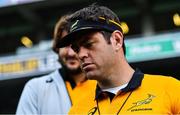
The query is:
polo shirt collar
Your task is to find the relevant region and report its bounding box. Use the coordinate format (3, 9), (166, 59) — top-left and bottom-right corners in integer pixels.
(95, 69), (144, 100)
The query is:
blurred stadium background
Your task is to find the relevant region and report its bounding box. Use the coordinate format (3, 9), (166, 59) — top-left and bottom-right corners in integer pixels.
(0, 0), (179, 113)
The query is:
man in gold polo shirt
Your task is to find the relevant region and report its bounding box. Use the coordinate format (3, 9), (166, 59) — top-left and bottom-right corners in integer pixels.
(56, 4), (180, 114)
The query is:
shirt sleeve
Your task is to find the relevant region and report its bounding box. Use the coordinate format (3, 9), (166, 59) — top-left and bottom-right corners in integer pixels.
(16, 79), (39, 115)
(167, 77), (180, 114)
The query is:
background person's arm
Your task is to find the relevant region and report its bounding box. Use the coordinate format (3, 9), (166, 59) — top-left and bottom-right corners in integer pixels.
(16, 79), (38, 115)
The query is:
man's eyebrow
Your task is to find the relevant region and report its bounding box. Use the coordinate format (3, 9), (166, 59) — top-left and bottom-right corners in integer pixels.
(80, 36), (91, 43)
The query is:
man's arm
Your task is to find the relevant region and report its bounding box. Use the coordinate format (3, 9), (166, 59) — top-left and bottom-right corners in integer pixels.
(16, 79), (39, 115)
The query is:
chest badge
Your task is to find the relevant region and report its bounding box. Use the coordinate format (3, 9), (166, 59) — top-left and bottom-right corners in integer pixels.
(127, 93), (155, 111)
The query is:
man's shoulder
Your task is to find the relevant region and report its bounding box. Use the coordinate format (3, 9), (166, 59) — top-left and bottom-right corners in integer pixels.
(143, 74), (179, 87)
(26, 70), (60, 86)
(69, 90), (96, 114)
(144, 74), (179, 81)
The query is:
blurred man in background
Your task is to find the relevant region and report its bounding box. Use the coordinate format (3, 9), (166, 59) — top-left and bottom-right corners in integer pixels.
(56, 4), (180, 114)
(16, 14), (96, 114)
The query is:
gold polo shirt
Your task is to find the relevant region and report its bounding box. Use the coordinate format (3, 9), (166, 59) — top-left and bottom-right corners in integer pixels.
(69, 69), (180, 114)
(59, 68), (97, 106)
(66, 79), (97, 105)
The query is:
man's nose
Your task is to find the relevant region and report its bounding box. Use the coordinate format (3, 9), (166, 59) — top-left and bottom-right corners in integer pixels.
(67, 46), (76, 56)
(78, 47), (88, 60)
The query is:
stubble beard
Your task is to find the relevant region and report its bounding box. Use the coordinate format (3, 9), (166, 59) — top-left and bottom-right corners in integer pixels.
(58, 58), (82, 75)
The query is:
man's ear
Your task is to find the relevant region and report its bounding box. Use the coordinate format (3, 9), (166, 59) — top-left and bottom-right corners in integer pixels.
(110, 30), (124, 51)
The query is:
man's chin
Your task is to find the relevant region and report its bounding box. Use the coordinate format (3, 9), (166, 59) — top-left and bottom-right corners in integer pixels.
(85, 72), (94, 79)
(67, 66), (79, 71)
(66, 66), (82, 74)
(68, 68), (79, 72)
(85, 70), (100, 80)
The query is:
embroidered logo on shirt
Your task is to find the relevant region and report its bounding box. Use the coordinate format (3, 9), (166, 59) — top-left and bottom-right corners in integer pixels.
(127, 93), (155, 112)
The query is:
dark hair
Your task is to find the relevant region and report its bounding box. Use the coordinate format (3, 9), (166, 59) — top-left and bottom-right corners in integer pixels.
(69, 4), (126, 54)
(52, 14), (71, 53)
(71, 4), (120, 23)
(100, 31), (111, 44)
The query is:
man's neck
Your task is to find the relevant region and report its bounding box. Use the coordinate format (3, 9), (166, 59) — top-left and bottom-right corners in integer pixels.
(70, 73), (86, 85)
(98, 61), (135, 89)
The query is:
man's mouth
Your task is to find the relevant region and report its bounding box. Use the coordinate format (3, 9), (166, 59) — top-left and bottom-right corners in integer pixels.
(81, 63), (94, 71)
(66, 57), (78, 61)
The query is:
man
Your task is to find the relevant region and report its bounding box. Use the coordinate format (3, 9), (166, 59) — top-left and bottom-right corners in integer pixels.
(16, 15), (96, 114)
(56, 4), (180, 114)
